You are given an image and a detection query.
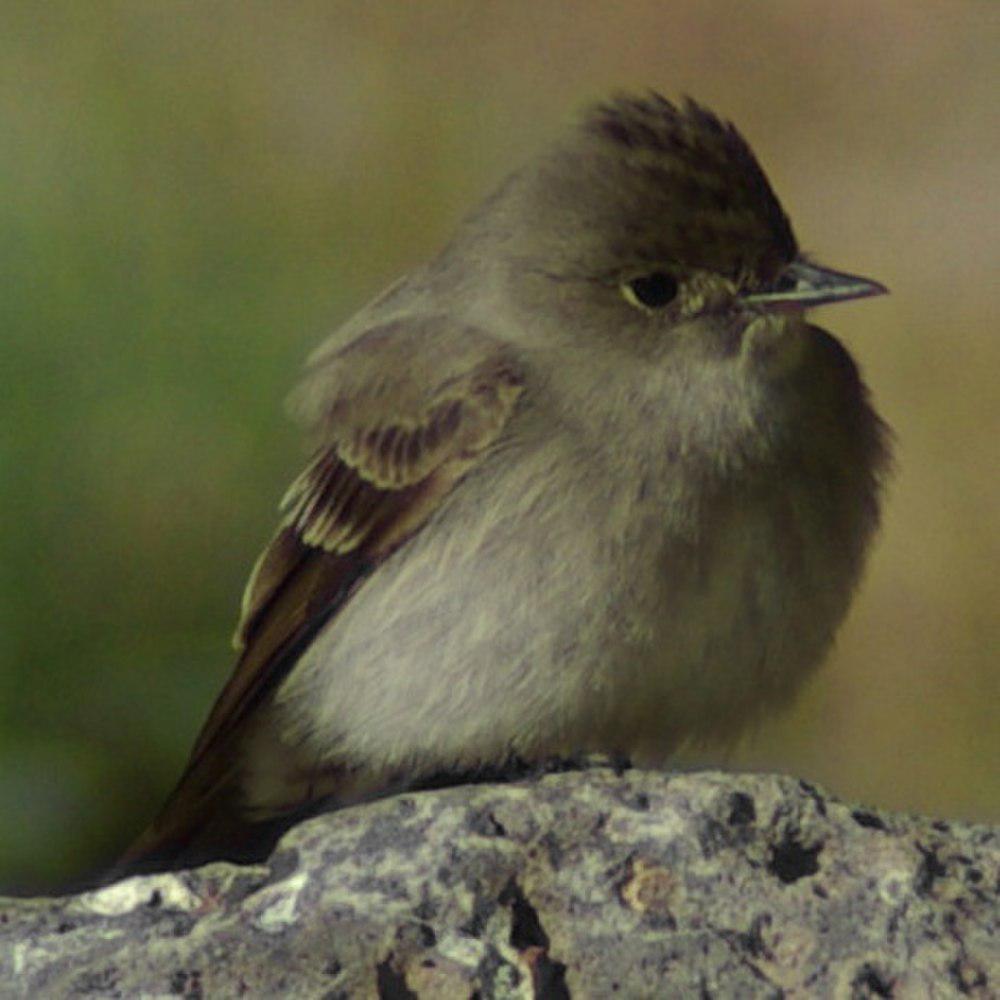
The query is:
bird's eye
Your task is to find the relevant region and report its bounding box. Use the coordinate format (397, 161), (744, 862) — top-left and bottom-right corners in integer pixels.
(622, 271), (679, 310)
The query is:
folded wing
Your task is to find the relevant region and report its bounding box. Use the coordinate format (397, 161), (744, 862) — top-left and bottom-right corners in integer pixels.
(119, 319), (524, 869)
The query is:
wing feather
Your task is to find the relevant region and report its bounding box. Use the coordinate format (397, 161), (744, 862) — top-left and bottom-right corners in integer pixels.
(119, 321), (524, 869)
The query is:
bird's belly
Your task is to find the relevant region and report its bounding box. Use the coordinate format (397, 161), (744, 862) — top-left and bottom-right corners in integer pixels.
(265, 460), (864, 792)
(609, 491), (854, 760)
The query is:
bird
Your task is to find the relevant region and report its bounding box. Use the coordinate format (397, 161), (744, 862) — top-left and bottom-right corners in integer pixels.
(118, 92), (890, 874)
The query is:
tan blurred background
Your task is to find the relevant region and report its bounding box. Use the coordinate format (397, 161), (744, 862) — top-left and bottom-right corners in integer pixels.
(1, 1), (996, 893)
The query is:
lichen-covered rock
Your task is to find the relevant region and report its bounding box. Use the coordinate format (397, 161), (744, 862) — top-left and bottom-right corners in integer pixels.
(1, 769), (996, 998)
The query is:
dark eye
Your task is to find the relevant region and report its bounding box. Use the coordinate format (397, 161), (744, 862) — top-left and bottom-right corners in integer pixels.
(623, 271), (679, 310)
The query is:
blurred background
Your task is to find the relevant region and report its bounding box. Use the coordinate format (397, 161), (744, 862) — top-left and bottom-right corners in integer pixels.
(1, 1), (996, 894)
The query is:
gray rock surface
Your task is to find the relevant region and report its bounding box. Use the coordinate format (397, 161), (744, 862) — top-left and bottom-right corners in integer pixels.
(1, 768), (996, 998)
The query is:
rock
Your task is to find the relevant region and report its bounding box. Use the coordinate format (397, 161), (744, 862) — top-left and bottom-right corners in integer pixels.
(1, 769), (996, 998)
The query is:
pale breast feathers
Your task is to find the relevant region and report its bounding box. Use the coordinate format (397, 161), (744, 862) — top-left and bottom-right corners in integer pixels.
(201, 321), (525, 765)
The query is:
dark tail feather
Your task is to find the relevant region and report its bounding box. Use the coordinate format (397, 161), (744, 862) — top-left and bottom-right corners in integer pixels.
(109, 746), (276, 878)
(112, 797), (293, 878)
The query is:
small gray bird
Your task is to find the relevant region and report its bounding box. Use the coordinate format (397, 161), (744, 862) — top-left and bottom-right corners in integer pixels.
(120, 93), (890, 872)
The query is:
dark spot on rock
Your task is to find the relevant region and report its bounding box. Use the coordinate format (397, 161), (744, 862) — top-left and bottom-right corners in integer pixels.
(767, 831), (822, 884)
(590, 813), (609, 838)
(852, 810), (887, 832)
(852, 963), (893, 997)
(932, 820), (951, 834)
(469, 809), (507, 838)
(56, 920), (76, 933)
(633, 793), (651, 812)
(500, 878), (549, 950)
(915, 843), (948, 896)
(417, 923), (436, 948)
(435, 862), (458, 887)
(949, 956), (988, 994)
(496, 879), (571, 995)
(698, 817), (730, 857)
(476, 942), (518, 994)
(170, 914), (197, 938)
(967, 867), (983, 884)
(376, 956), (417, 1000)
(738, 914), (772, 959)
(168, 969), (203, 998)
(459, 894), (494, 937)
(531, 953), (571, 1000)
(357, 813), (425, 859)
(701, 802), (758, 854)
(798, 780), (828, 817)
(540, 831), (566, 870)
(73, 966), (120, 994)
(147, 889), (163, 908)
(223, 871), (272, 905)
(323, 958), (343, 976)
(395, 798), (418, 819)
(728, 792), (756, 826)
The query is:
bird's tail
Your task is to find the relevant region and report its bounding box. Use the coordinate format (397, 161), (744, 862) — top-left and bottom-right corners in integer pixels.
(111, 741), (280, 878)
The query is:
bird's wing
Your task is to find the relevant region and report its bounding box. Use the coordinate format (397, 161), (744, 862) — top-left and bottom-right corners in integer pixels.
(120, 318), (524, 868)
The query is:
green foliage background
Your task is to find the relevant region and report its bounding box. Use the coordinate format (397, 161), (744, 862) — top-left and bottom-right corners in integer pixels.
(1, 2), (996, 892)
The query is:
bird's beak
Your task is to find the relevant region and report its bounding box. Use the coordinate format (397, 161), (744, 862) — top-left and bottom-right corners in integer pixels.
(743, 259), (888, 309)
